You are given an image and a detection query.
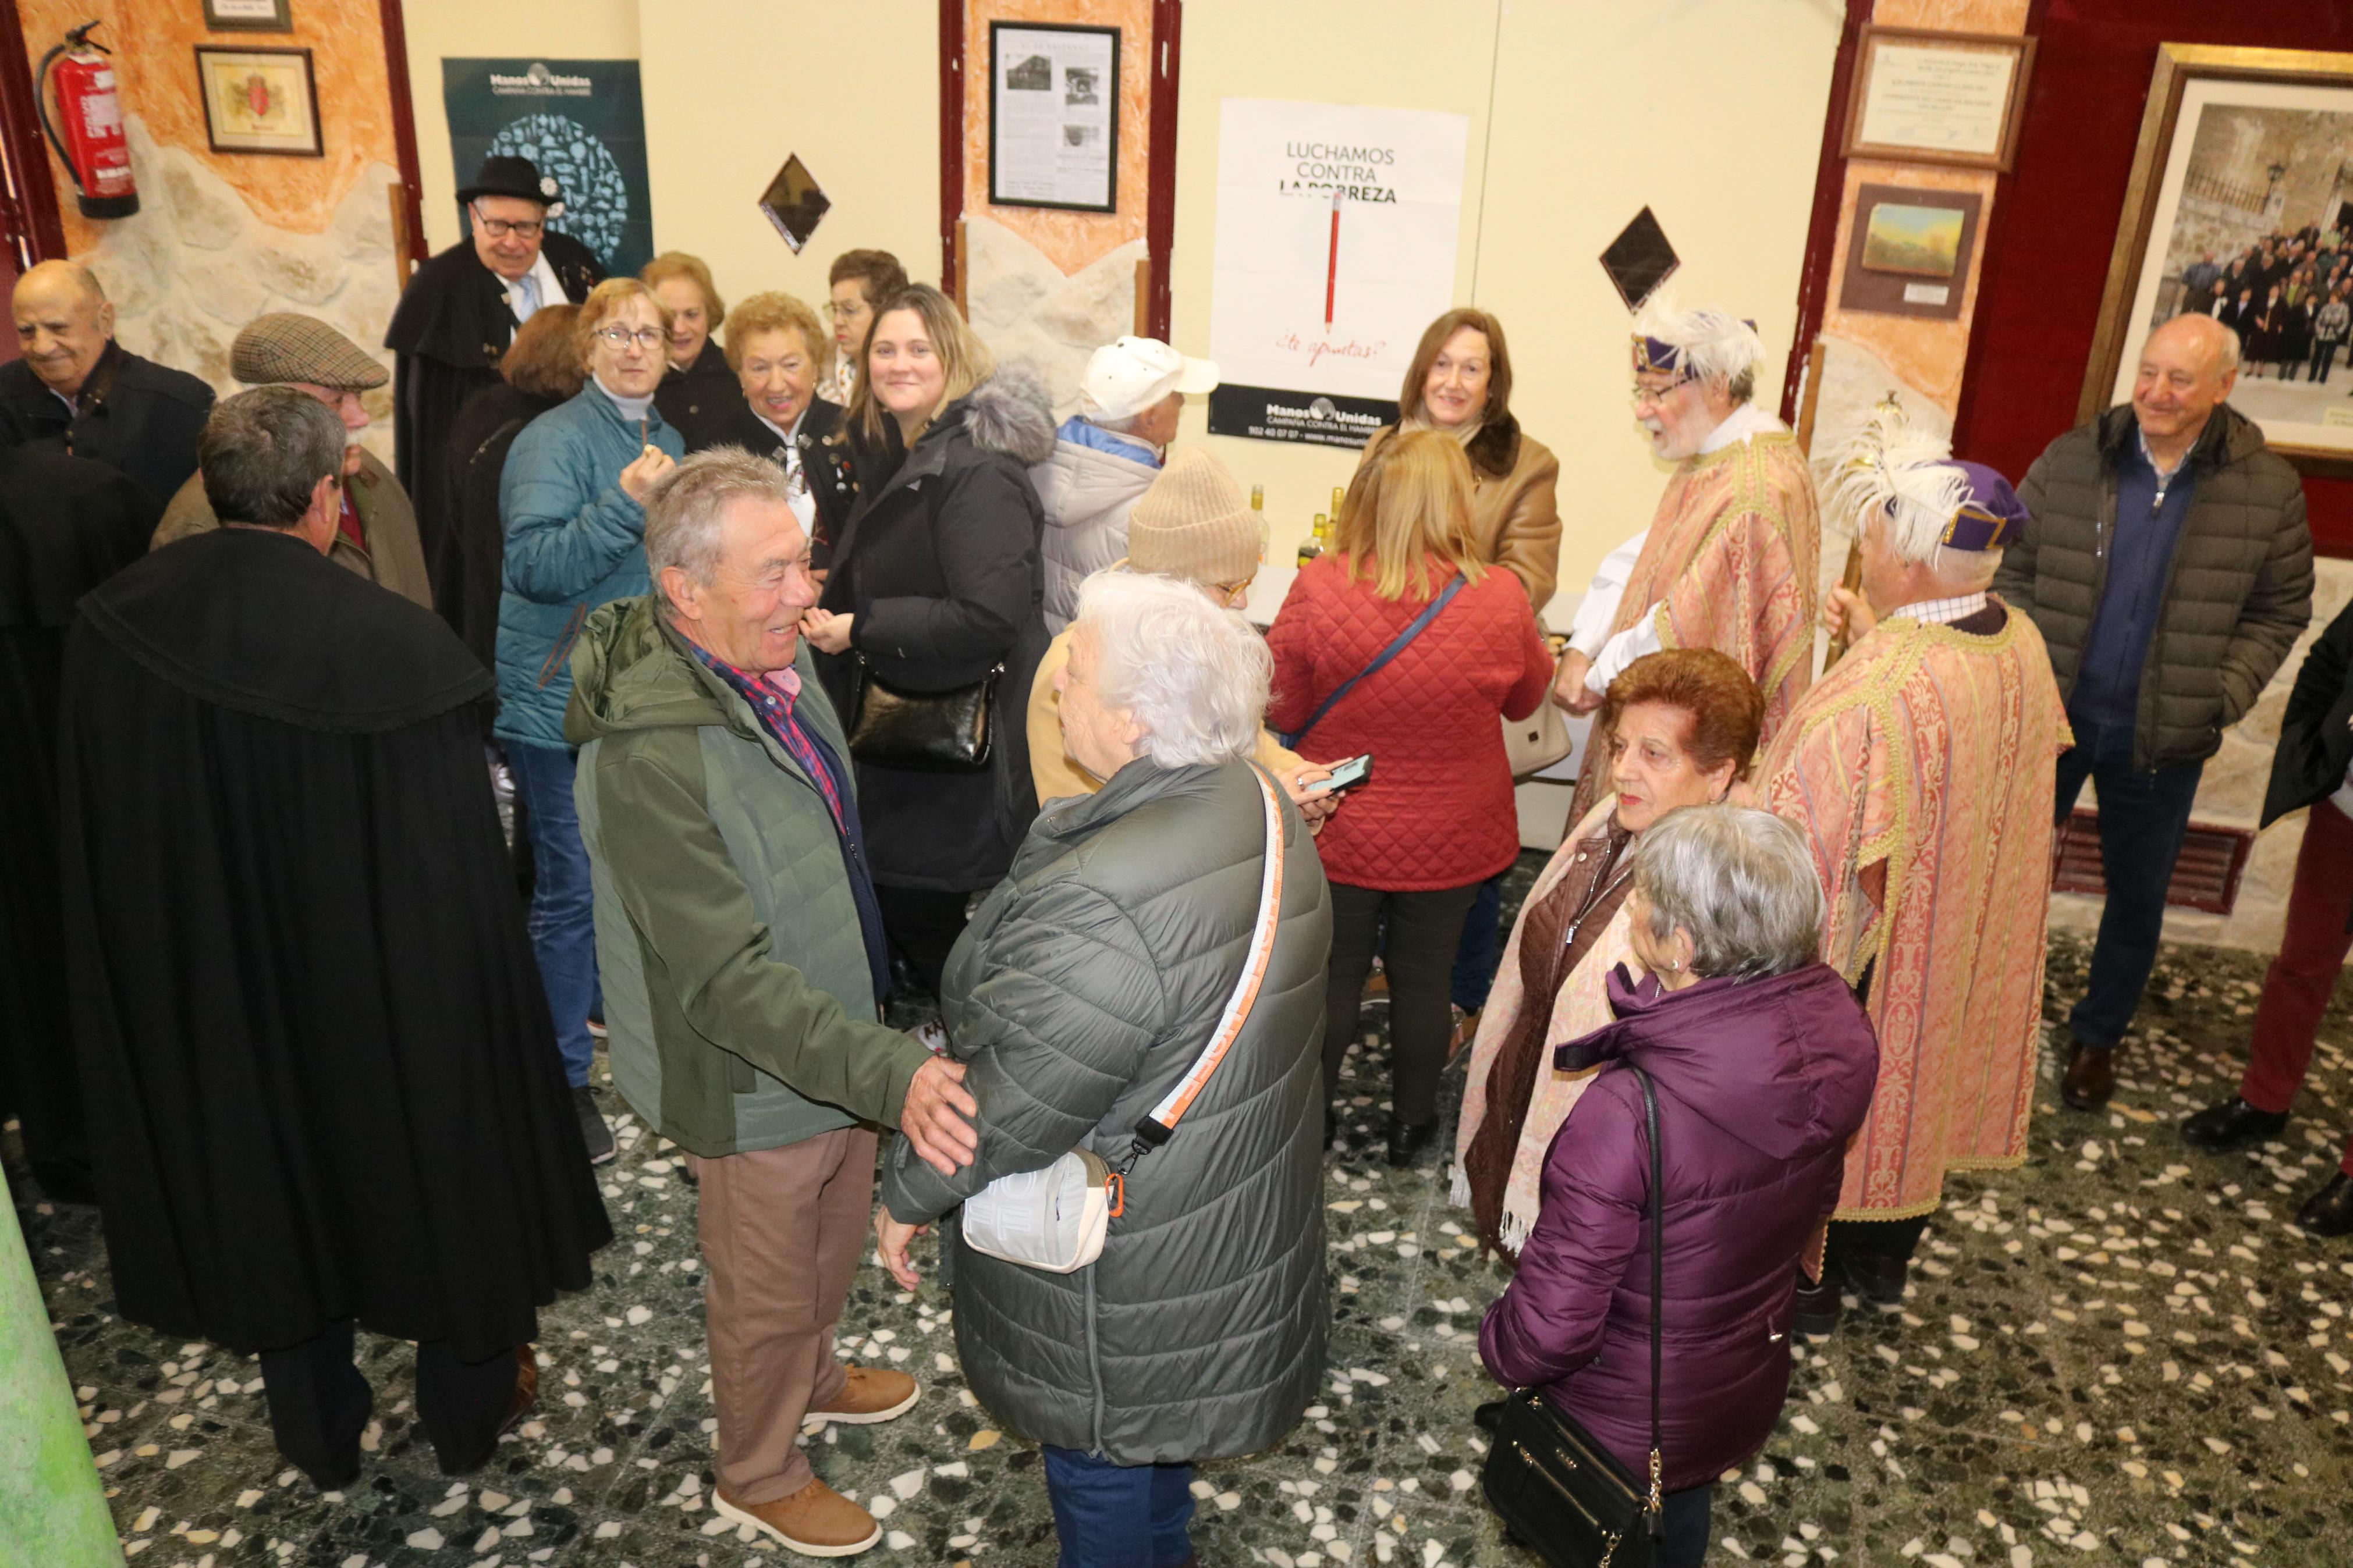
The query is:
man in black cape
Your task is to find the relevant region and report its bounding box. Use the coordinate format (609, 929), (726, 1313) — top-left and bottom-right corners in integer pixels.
(56, 387), (611, 1487)
(384, 154), (602, 621)
(0, 443), (157, 1203)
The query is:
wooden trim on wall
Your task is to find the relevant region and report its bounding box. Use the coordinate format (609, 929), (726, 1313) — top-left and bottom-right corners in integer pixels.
(939, 0), (966, 301)
(1143, 0), (1180, 340)
(1777, 0), (1868, 429)
(376, 0), (428, 267)
(0, 0), (67, 265)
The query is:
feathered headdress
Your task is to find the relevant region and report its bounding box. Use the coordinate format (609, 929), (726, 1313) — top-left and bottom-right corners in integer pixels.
(1827, 400), (1967, 565)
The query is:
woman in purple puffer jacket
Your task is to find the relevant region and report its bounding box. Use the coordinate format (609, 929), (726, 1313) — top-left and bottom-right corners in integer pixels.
(1479, 804), (1879, 1566)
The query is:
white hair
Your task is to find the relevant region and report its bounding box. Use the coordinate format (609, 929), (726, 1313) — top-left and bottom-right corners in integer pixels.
(645, 446), (800, 614)
(1073, 571), (1270, 769)
(1633, 292), (1765, 403)
(1634, 803), (1823, 980)
(1827, 403), (2000, 589)
(1828, 403), (1964, 567)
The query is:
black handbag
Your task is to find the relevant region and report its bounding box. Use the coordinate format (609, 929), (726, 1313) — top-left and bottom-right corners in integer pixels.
(845, 657), (1000, 773)
(1480, 1064), (1665, 1567)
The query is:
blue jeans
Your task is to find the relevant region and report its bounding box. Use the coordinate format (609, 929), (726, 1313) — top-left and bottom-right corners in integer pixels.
(1450, 873), (1506, 1013)
(508, 741), (598, 1088)
(2052, 718), (2206, 1051)
(1041, 1446), (1194, 1568)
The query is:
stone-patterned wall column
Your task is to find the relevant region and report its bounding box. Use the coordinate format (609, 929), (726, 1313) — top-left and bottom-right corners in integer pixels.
(0, 1165), (124, 1567)
(959, 0), (1154, 411)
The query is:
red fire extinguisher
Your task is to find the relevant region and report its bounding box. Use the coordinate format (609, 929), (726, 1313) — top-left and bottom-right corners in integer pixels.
(38, 20), (139, 220)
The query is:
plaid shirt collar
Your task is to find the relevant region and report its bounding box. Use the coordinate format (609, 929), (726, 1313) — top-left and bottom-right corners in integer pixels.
(1890, 591), (1989, 626)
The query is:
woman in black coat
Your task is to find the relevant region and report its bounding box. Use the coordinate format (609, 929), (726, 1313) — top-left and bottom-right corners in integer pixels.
(644, 252), (744, 446)
(682, 290), (874, 573)
(801, 285), (1055, 1000)
(440, 304), (584, 668)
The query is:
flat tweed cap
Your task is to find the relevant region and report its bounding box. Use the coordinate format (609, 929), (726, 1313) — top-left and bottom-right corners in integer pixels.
(232, 313), (390, 392)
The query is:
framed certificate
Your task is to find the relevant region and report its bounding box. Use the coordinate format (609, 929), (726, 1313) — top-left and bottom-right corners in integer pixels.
(194, 46), (321, 158)
(1841, 25), (2035, 173)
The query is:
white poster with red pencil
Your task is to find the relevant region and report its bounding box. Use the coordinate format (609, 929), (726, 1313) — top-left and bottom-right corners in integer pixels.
(1206, 98), (1470, 449)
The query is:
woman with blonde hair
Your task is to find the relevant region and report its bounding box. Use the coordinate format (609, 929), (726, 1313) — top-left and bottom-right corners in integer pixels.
(687, 290), (861, 568)
(1266, 428), (1552, 1165)
(643, 251), (743, 442)
(800, 284), (1056, 1001)
(494, 275), (684, 1162)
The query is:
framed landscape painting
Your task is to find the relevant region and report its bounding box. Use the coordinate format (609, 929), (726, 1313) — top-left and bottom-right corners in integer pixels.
(2083, 44), (2353, 477)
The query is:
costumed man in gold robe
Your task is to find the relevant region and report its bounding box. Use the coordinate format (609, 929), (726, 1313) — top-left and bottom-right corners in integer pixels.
(1557, 297), (1821, 828)
(1761, 408), (2070, 1334)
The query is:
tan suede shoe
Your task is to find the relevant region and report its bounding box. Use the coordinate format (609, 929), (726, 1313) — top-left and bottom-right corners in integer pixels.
(713, 1478), (881, 1559)
(805, 1364), (919, 1425)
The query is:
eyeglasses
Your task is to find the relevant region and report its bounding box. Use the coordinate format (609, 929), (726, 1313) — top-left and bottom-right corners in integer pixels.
(595, 325), (667, 350)
(1630, 372), (1697, 409)
(471, 205), (545, 240)
(823, 300), (869, 319)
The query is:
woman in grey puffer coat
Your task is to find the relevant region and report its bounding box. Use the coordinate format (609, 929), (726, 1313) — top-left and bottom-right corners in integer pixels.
(878, 571), (1332, 1568)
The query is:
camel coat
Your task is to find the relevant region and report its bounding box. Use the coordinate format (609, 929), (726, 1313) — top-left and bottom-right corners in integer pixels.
(1360, 414), (1562, 608)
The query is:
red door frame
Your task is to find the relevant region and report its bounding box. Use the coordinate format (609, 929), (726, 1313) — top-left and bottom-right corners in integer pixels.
(938, 0), (1179, 339)
(0, 0), (69, 268)
(378, 0), (430, 267)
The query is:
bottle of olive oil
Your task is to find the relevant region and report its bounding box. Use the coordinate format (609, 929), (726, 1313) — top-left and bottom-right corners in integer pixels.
(1297, 514), (1326, 567)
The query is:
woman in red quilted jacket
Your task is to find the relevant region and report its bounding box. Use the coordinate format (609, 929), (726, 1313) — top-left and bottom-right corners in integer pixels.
(1266, 430), (1553, 1166)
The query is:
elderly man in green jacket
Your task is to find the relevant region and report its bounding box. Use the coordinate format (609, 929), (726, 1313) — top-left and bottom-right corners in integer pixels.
(567, 449), (977, 1560)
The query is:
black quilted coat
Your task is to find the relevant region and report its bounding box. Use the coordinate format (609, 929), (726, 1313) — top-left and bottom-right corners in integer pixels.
(1997, 401), (2312, 769)
(880, 758), (1332, 1463)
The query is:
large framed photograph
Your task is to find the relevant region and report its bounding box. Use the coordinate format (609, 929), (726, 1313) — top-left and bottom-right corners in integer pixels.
(2083, 45), (2353, 478)
(1841, 25), (2035, 173)
(988, 22), (1118, 214)
(194, 45), (321, 157)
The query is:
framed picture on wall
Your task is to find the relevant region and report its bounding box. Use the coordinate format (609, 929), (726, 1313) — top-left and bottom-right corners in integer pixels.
(195, 45), (321, 157)
(202, 0), (293, 31)
(1841, 25), (2035, 173)
(2082, 44), (2353, 477)
(1836, 184), (1982, 321)
(988, 22), (1118, 213)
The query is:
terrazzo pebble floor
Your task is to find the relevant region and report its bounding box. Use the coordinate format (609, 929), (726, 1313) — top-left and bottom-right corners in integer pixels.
(14, 852), (2353, 1568)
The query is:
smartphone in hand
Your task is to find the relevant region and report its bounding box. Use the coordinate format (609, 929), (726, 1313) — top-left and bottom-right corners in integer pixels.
(1309, 753), (1374, 793)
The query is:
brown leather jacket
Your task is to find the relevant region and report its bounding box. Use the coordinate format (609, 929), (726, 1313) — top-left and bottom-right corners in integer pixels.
(1360, 414), (1563, 607)
(151, 447), (434, 612)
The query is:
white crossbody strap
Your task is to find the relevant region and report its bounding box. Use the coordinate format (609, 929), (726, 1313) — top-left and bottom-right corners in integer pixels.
(1131, 765), (1286, 1147)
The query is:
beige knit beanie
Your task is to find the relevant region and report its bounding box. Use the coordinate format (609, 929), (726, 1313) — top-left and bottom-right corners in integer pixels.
(1127, 447), (1266, 585)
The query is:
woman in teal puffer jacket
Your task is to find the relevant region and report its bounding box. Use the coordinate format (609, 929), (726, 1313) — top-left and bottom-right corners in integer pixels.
(495, 277), (685, 1147)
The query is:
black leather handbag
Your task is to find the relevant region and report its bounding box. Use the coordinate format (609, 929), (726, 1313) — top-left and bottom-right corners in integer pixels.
(845, 658), (1000, 773)
(1480, 1064), (1666, 1568)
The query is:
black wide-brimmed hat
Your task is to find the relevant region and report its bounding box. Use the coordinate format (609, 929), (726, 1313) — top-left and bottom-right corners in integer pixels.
(457, 155), (563, 211)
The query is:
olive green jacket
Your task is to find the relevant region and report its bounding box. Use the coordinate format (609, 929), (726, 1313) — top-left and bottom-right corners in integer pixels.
(153, 448), (434, 612)
(567, 598), (930, 1156)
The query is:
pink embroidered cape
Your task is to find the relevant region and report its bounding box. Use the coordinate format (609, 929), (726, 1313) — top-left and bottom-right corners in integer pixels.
(1449, 799), (1633, 1255)
(1759, 605), (2072, 1219)
(1567, 432), (1821, 827)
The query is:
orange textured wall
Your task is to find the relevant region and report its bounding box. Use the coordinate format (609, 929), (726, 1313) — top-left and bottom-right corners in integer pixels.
(961, 0), (1150, 276)
(1819, 0), (2033, 412)
(18, 0), (396, 251)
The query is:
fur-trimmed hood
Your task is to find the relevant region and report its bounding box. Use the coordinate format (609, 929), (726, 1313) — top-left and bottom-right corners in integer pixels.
(945, 370), (1058, 467)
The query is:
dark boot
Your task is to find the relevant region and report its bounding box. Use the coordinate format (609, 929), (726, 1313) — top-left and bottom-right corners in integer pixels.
(1792, 1265), (1843, 1336)
(1841, 1250), (1908, 1307)
(2061, 1042), (2115, 1111)
(2180, 1097), (2288, 1151)
(1386, 1118), (1438, 1168)
(2297, 1172), (2353, 1238)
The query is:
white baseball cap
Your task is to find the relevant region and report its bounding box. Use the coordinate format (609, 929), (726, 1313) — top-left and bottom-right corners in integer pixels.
(1078, 336), (1220, 423)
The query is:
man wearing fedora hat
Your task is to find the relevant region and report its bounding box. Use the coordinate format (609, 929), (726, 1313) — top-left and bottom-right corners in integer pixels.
(153, 314), (432, 610)
(385, 155), (604, 621)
